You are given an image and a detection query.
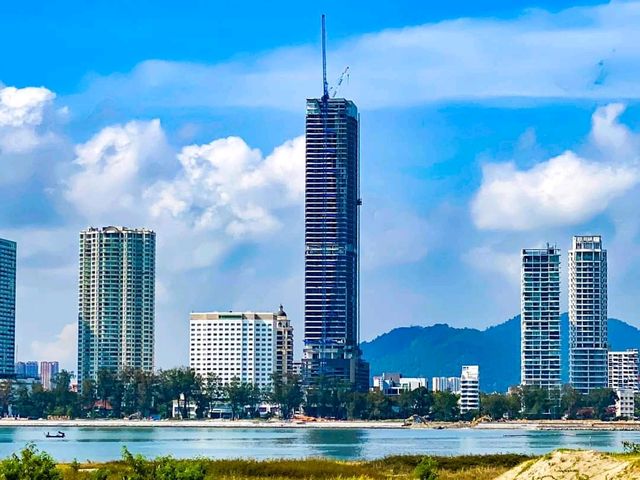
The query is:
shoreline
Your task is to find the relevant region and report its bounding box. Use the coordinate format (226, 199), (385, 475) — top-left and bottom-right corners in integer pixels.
(0, 418), (639, 430)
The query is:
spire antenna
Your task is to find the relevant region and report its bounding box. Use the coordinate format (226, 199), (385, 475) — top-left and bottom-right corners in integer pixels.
(321, 14), (329, 100)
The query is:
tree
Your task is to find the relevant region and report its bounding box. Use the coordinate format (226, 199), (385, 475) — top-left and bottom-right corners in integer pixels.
(268, 373), (303, 419)
(223, 378), (259, 419)
(557, 385), (579, 419)
(520, 385), (551, 419)
(585, 388), (617, 420)
(80, 378), (97, 417)
(480, 393), (510, 420)
(366, 390), (394, 420)
(159, 368), (202, 419)
(431, 391), (459, 421)
(0, 380), (13, 417)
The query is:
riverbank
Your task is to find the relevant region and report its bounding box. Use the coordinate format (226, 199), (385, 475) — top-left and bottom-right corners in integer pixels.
(1, 418), (640, 430)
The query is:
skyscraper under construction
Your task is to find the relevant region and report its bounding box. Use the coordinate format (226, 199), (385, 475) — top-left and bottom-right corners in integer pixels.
(302, 17), (369, 391)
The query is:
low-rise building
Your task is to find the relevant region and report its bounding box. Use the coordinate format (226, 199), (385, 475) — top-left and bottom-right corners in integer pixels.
(608, 350), (639, 393)
(459, 365), (480, 414)
(615, 389), (635, 419)
(431, 376), (461, 394)
(372, 373), (427, 395)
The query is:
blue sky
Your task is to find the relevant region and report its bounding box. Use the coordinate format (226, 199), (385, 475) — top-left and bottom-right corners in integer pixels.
(2, 0), (640, 370)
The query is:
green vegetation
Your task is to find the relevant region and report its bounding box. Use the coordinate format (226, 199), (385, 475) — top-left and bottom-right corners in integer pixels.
(0, 446), (532, 480)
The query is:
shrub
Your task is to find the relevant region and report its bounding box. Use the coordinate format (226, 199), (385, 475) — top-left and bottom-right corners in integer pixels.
(414, 457), (438, 480)
(0, 443), (62, 480)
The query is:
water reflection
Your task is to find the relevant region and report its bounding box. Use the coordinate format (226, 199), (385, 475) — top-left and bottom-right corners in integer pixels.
(305, 428), (366, 459)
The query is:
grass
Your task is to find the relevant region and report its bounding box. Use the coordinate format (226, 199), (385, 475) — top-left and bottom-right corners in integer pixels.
(50, 453), (533, 480)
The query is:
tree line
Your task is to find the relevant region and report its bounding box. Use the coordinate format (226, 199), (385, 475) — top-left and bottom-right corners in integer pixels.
(1, 369), (633, 421)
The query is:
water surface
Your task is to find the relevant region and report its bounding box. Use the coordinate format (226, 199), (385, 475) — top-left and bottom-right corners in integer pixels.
(1, 427), (639, 462)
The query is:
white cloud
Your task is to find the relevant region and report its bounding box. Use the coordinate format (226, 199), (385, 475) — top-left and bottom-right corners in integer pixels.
(0, 85), (57, 154)
(74, 2), (640, 111)
(462, 245), (521, 285)
(65, 119), (169, 221)
(146, 135), (304, 239)
(30, 323), (77, 370)
(471, 104), (640, 231)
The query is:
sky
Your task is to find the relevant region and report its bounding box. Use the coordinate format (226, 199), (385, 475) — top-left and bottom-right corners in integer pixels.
(2, 0), (640, 370)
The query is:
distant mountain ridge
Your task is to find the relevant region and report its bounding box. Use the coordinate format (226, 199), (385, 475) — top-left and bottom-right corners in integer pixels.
(360, 314), (640, 393)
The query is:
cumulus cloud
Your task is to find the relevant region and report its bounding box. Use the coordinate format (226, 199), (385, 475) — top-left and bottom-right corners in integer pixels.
(146, 135), (304, 238)
(462, 245), (521, 285)
(65, 119), (169, 221)
(73, 2), (640, 112)
(30, 323), (77, 369)
(0, 85), (57, 154)
(63, 119), (304, 269)
(471, 104), (640, 231)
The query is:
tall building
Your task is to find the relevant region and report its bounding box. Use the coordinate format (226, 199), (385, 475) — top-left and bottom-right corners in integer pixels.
(189, 308), (294, 389)
(302, 60), (368, 390)
(40, 361), (60, 390)
(77, 226), (155, 386)
(569, 235), (608, 394)
(432, 376), (461, 394)
(521, 245), (561, 390)
(459, 365), (480, 414)
(608, 350), (639, 393)
(0, 238), (16, 378)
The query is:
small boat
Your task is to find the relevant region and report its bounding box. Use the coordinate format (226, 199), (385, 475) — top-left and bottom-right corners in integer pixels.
(45, 431), (65, 439)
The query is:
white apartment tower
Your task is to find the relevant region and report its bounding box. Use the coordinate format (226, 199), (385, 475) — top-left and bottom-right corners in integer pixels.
(569, 235), (608, 394)
(77, 227), (155, 386)
(459, 365), (480, 413)
(521, 246), (561, 390)
(189, 308), (293, 389)
(608, 350), (639, 393)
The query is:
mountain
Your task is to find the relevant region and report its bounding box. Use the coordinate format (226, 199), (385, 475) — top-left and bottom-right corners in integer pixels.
(360, 314), (640, 393)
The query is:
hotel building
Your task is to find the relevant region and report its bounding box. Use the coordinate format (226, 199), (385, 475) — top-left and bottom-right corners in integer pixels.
(459, 365), (480, 413)
(189, 308), (293, 389)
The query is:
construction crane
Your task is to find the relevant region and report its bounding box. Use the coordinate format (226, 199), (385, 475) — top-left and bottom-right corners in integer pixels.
(330, 67), (350, 98)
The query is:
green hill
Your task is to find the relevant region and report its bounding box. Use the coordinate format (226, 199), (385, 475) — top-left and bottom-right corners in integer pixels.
(360, 314), (640, 392)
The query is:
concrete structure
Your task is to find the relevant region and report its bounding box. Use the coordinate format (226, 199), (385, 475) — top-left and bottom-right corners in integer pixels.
(40, 361), (59, 390)
(459, 365), (480, 414)
(569, 235), (608, 394)
(302, 94), (368, 391)
(615, 389), (635, 419)
(0, 239), (16, 378)
(372, 373), (427, 395)
(189, 308), (294, 389)
(432, 376), (461, 394)
(521, 245), (561, 390)
(77, 227), (155, 386)
(609, 350), (639, 393)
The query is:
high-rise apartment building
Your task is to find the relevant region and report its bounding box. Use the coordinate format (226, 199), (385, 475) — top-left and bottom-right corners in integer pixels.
(189, 308), (294, 389)
(432, 376), (461, 394)
(569, 235), (608, 394)
(521, 246), (561, 390)
(459, 365), (480, 413)
(302, 93), (368, 390)
(15, 361), (39, 379)
(0, 238), (16, 378)
(77, 226), (155, 386)
(40, 361), (60, 390)
(608, 350), (639, 393)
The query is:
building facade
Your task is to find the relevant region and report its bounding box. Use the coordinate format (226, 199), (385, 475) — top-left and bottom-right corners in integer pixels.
(40, 361), (60, 390)
(459, 365), (480, 414)
(521, 246), (561, 390)
(77, 227), (155, 386)
(189, 309), (294, 389)
(431, 376), (461, 394)
(372, 373), (427, 395)
(615, 389), (635, 419)
(608, 350), (639, 393)
(569, 235), (608, 394)
(0, 238), (16, 378)
(303, 96), (368, 391)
